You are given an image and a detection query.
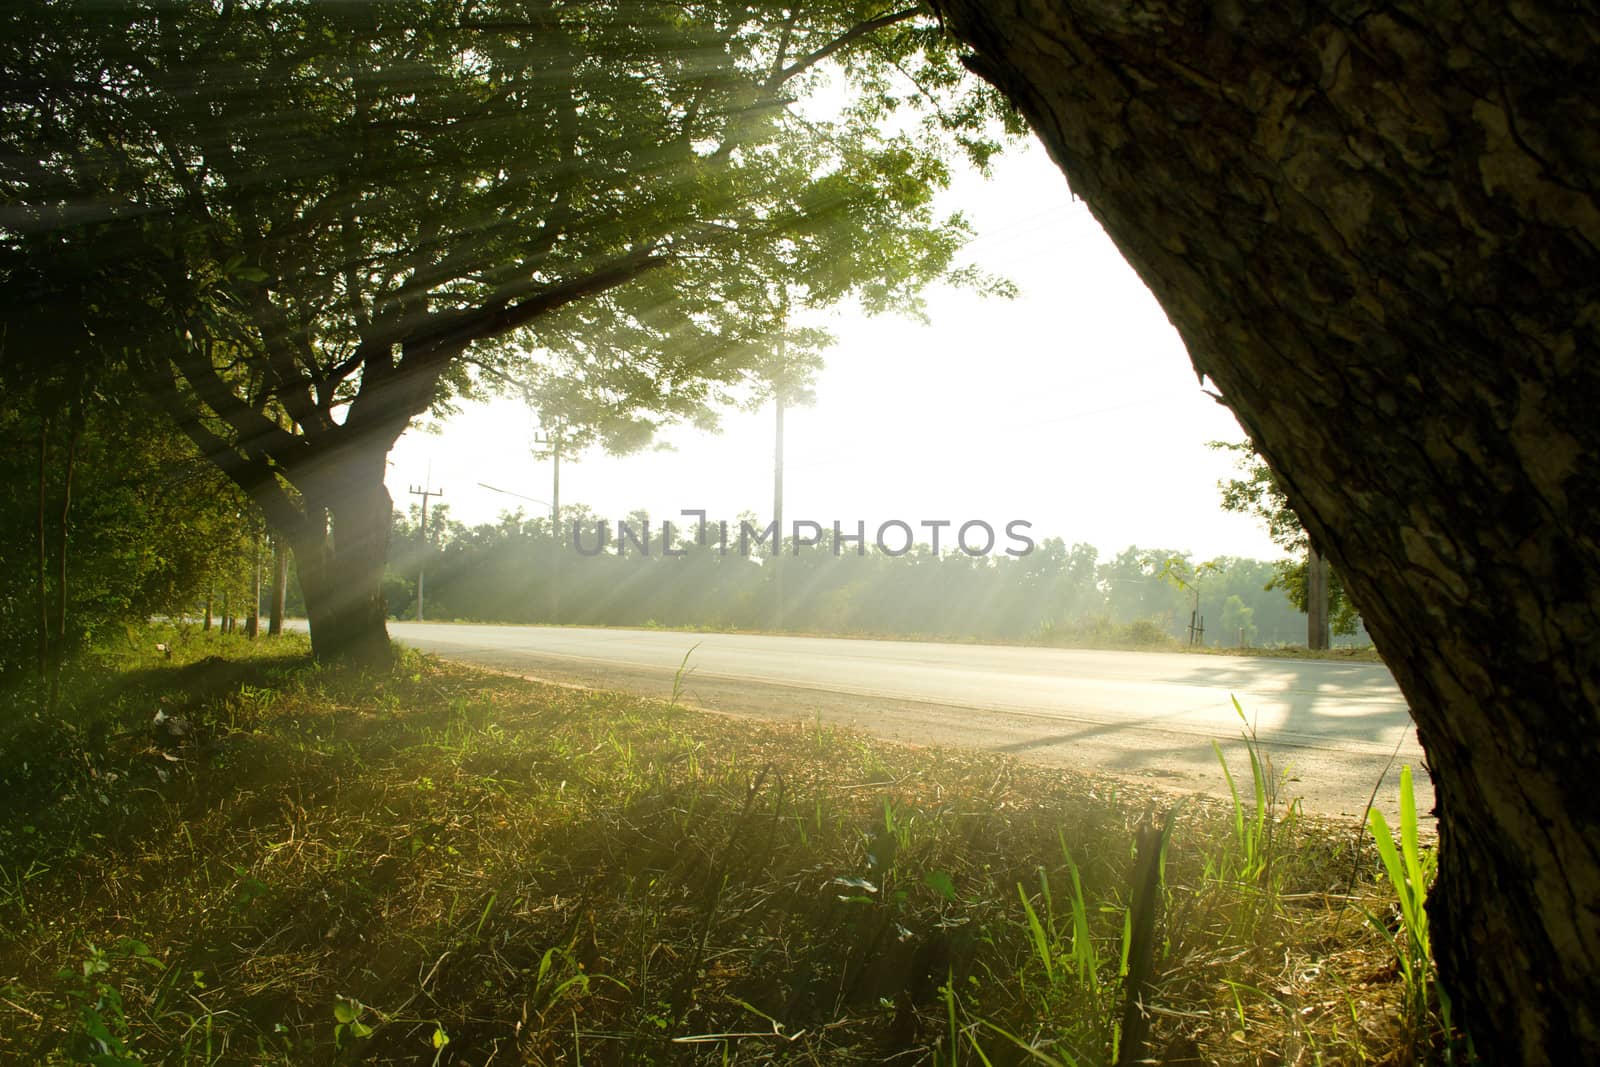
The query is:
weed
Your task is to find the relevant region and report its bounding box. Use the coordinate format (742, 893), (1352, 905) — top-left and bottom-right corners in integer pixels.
(56, 939), (162, 1066)
(669, 641), (701, 705)
(1366, 764), (1455, 1058)
(1207, 695), (1302, 943)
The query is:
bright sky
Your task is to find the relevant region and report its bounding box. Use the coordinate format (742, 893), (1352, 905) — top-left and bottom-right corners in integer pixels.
(385, 137), (1285, 563)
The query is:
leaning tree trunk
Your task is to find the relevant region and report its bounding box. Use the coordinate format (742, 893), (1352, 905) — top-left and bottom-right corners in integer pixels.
(288, 445), (396, 667)
(929, 2), (1600, 1061)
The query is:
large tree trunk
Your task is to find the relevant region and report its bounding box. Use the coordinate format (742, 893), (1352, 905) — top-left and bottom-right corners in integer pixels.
(929, 2), (1600, 1062)
(1307, 545), (1330, 651)
(289, 445), (395, 667)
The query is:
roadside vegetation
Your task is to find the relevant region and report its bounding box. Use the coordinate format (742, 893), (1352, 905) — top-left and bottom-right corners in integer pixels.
(379, 507), (1369, 653)
(387, 614), (1384, 662)
(2, 626), (1449, 1064)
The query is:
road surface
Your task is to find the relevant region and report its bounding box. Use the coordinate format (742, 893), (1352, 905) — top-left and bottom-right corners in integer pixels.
(336, 621), (1430, 820)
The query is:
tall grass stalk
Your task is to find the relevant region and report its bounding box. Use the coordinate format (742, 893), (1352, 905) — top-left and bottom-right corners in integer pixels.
(669, 641), (701, 705)
(1366, 765), (1451, 1051)
(1206, 695), (1298, 945)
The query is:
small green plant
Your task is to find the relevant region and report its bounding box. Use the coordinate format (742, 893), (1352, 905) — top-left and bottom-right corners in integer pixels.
(1365, 765), (1450, 1047)
(669, 641), (701, 705)
(1208, 695), (1300, 935)
(332, 996), (452, 1062)
(331, 997), (375, 1048)
(1011, 848), (1121, 1057)
(1212, 697), (1273, 883)
(58, 939), (162, 1066)
(1212, 733), (1268, 885)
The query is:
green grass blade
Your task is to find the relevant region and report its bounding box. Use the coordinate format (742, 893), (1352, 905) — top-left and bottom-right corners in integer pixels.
(1062, 853), (1096, 994)
(978, 1020), (1080, 1067)
(1399, 767), (1427, 911)
(1367, 808), (1422, 946)
(1019, 883), (1055, 985)
(1213, 740), (1245, 853)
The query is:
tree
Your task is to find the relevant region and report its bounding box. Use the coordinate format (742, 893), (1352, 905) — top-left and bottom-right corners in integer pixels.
(928, 3), (1600, 1060)
(7, 0), (1015, 664)
(0, 232), (255, 702)
(1211, 440), (1361, 642)
(1097, 546), (1188, 631)
(0, 361), (258, 698)
(1150, 554), (1221, 645)
(1218, 594), (1255, 648)
(746, 296), (833, 627)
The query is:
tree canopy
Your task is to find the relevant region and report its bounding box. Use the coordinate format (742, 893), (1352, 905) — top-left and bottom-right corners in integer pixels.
(4, 0), (1018, 660)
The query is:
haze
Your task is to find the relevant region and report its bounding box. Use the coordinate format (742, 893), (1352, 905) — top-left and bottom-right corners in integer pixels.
(387, 140), (1281, 564)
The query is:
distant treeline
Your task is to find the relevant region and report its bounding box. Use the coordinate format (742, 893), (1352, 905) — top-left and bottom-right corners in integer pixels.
(344, 506), (1367, 649)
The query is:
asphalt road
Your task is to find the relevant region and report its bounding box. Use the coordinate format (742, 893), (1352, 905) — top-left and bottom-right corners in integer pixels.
(355, 621), (1430, 822)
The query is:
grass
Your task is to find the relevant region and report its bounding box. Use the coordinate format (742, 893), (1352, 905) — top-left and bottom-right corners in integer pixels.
(1365, 766), (1456, 1060)
(0, 624), (1448, 1064)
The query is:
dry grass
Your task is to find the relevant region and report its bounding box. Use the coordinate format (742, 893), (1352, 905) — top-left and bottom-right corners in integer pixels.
(0, 627), (1443, 1065)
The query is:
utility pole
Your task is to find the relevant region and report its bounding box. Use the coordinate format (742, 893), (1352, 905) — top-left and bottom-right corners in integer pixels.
(1185, 584), (1205, 646)
(534, 425), (564, 624)
(409, 471), (443, 623)
(771, 324), (787, 631)
(773, 389), (787, 629)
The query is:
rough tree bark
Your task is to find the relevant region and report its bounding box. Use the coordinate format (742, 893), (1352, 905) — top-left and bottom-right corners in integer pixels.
(1307, 544), (1330, 651)
(284, 441), (398, 667)
(145, 341), (436, 667)
(929, 2), (1599, 1062)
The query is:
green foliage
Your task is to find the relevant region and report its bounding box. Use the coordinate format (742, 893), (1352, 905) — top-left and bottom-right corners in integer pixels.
(1210, 441), (1364, 636)
(387, 508), (1338, 649)
(4, 0), (1012, 545)
(4, 1), (1022, 659)
(0, 366), (259, 692)
(1209, 442), (1306, 553)
(1217, 594), (1256, 647)
(56, 939), (162, 1066)
(1267, 558), (1363, 637)
(1366, 766), (1452, 1051)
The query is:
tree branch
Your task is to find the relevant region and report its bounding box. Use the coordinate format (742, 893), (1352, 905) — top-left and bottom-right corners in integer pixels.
(767, 7), (923, 88)
(142, 355), (307, 537)
(168, 334), (306, 465)
(341, 247), (671, 440)
(243, 291), (335, 437)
